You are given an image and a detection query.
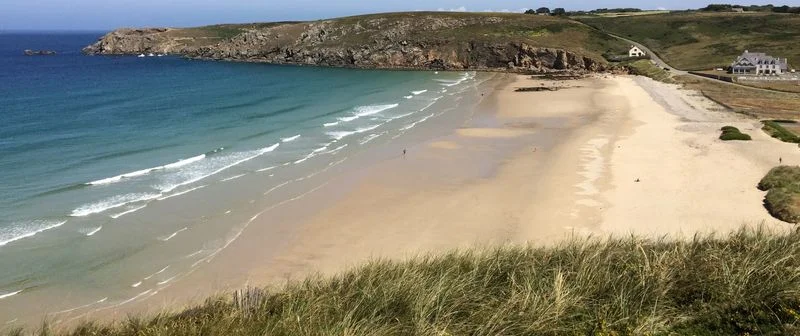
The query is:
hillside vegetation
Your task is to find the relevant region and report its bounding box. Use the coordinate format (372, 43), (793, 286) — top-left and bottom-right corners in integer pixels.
(84, 12), (629, 71)
(579, 12), (800, 70)
(10, 228), (800, 336)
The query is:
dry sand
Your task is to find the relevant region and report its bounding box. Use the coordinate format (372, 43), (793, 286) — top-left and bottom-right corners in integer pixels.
(245, 73), (794, 284)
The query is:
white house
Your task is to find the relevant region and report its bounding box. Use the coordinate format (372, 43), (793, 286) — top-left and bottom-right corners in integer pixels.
(629, 46), (646, 57)
(730, 50), (789, 75)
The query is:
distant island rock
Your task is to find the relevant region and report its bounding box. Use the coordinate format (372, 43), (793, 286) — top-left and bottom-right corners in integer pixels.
(24, 49), (56, 56)
(82, 13), (629, 73)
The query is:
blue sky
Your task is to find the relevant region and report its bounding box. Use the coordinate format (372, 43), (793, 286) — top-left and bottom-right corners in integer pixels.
(0, 0), (795, 30)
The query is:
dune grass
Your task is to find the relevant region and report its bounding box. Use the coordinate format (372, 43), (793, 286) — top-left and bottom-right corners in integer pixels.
(10, 227), (800, 336)
(625, 59), (674, 83)
(759, 166), (800, 223)
(762, 120), (800, 143)
(719, 126), (752, 141)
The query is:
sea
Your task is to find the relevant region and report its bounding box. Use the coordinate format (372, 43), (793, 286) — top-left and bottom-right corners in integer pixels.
(0, 32), (486, 324)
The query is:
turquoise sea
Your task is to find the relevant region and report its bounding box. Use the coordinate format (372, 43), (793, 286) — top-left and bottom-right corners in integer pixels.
(0, 32), (485, 323)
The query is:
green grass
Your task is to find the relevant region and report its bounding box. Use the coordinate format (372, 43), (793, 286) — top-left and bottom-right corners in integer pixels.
(719, 126), (752, 141)
(13, 228), (800, 336)
(626, 59), (674, 83)
(578, 12), (800, 70)
(763, 120), (800, 143)
(759, 166), (800, 223)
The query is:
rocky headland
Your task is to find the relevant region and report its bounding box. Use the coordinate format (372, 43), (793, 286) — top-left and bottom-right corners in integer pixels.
(83, 12), (629, 72)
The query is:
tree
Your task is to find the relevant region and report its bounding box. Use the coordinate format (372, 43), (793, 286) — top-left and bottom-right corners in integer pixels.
(552, 8), (566, 15)
(524, 9), (537, 14)
(536, 7), (551, 14)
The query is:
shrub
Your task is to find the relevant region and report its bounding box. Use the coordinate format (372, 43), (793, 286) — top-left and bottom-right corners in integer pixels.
(719, 126), (752, 141)
(759, 166), (800, 223)
(762, 120), (800, 143)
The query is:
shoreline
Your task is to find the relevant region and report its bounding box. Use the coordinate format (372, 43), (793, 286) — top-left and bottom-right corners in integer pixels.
(13, 73), (799, 330)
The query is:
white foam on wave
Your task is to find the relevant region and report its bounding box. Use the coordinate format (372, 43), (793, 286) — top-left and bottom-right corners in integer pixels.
(338, 116), (359, 122)
(156, 143), (280, 193)
(401, 113), (436, 131)
(85, 226), (102, 236)
(257, 166), (278, 172)
(110, 204), (149, 219)
(221, 174), (246, 182)
(0, 220), (68, 247)
(326, 124), (382, 141)
(159, 227), (188, 242)
(264, 181), (291, 196)
(157, 275), (177, 286)
(131, 281), (142, 288)
(359, 133), (384, 145)
(281, 135), (301, 143)
(144, 266), (169, 280)
(87, 154), (206, 186)
(323, 121), (340, 127)
(118, 289), (152, 306)
(72, 193), (160, 217)
(52, 297), (108, 315)
(404, 95), (413, 99)
(411, 90), (428, 95)
(157, 185), (207, 201)
(335, 104), (399, 125)
(0, 290), (22, 300)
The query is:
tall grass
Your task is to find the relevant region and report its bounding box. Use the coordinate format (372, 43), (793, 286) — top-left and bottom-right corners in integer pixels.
(9, 227), (800, 335)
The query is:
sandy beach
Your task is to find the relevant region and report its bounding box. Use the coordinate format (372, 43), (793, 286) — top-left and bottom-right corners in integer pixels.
(236, 73), (796, 286)
(58, 73), (798, 326)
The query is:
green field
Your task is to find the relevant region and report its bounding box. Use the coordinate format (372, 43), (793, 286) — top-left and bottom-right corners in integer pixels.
(13, 228), (800, 336)
(578, 12), (800, 71)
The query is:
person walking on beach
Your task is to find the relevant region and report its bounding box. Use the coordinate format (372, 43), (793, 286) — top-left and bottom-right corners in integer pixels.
(780, 157), (783, 164)
(403, 149), (407, 157)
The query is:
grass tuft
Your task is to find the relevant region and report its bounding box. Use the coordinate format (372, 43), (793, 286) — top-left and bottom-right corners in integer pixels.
(719, 126), (752, 141)
(759, 166), (800, 223)
(762, 120), (800, 143)
(13, 228), (800, 335)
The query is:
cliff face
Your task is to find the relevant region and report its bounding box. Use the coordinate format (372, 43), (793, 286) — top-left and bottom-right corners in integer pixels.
(84, 13), (622, 72)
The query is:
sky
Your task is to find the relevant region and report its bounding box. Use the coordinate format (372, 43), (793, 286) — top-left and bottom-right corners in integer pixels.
(0, 0), (796, 31)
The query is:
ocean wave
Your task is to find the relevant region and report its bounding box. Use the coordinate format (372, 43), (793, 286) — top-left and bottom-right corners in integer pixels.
(157, 275), (177, 286)
(401, 113), (436, 131)
(155, 143), (280, 193)
(157, 185), (207, 201)
(84, 226), (102, 236)
(411, 90), (428, 95)
(0, 290), (22, 300)
(257, 165), (278, 172)
(334, 104), (399, 125)
(323, 121), (340, 127)
(221, 174), (246, 182)
(281, 135), (301, 143)
(51, 297), (108, 315)
(0, 220), (68, 247)
(326, 124), (382, 141)
(110, 204), (148, 219)
(359, 133), (384, 145)
(144, 266), (169, 280)
(131, 281), (142, 288)
(87, 154), (206, 186)
(72, 193), (160, 217)
(159, 227), (187, 242)
(404, 95), (413, 99)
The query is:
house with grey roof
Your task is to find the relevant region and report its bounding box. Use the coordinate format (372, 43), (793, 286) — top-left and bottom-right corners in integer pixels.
(730, 50), (789, 75)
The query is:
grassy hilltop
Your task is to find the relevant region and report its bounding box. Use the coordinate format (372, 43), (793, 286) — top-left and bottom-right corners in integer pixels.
(11, 228), (800, 336)
(84, 12), (630, 71)
(578, 12), (800, 70)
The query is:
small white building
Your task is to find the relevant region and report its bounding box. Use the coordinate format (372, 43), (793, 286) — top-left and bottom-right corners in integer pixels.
(629, 46), (646, 57)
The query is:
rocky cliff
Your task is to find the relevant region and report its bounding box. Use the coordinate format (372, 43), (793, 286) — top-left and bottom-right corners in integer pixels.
(84, 12), (628, 72)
